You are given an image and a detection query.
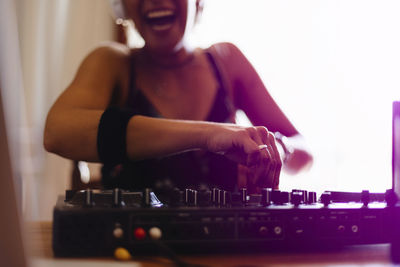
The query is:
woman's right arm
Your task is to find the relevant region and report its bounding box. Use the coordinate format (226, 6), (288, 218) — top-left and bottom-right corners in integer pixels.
(44, 43), (130, 162)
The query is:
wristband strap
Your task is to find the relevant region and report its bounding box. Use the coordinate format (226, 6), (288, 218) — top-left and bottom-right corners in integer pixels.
(274, 132), (293, 162)
(97, 106), (136, 165)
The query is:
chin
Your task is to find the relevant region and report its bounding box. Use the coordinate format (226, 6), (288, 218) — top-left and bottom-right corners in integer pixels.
(145, 39), (183, 55)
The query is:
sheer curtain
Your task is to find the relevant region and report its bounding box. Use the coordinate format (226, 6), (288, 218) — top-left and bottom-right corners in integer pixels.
(16, 0), (115, 220)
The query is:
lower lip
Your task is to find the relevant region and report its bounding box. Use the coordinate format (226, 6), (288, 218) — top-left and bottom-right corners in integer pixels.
(150, 23), (173, 32)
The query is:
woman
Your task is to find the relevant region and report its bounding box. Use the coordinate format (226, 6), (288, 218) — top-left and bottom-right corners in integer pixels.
(44, 0), (312, 192)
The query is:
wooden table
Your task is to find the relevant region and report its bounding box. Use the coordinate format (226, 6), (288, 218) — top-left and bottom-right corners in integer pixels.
(26, 221), (395, 267)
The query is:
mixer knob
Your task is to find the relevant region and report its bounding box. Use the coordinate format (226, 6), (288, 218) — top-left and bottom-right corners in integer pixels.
(302, 190), (308, 203)
(193, 190), (198, 206)
(65, 190), (77, 201)
(212, 188), (219, 205)
(271, 190), (281, 205)
(198, 190), (211, 206)
(321, 192), (332, 206)
(291, 191), (302, 206)
(185, 189), (192, 205)
(231, 192), (242, 206)
(84, 189), (94, 207)
(361, 190), (370, 206)
(261, 188), (272, 206)
(217, 189), (223, 206)
(143, 188), (152, 206)
(184, 189), (197, 206)
(308, 192), (317, 204)
(385, 189), (398, 207)
(112, 188), (125, 207)
(281, 191), (290, 204)
(221, 191), (231, 206)
(240, 188), (248, 204)
(169, 188), (182, 206)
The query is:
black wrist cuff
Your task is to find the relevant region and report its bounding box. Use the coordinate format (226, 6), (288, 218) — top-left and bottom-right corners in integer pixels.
(97, 106), (136, 165)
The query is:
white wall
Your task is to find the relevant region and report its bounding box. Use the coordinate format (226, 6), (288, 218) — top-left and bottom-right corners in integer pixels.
(191, 0), (400, 193)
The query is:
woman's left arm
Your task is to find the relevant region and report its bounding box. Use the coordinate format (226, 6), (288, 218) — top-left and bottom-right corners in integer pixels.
(216, 42), (313, 175)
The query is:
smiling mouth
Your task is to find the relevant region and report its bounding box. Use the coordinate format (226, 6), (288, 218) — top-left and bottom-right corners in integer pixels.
(144, 9), (176, 30)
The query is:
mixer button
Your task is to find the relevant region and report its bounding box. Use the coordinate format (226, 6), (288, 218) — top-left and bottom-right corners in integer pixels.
(113, 227), (124, 239)
(133, 227), (146, 240)
(149, 227), (162, 240)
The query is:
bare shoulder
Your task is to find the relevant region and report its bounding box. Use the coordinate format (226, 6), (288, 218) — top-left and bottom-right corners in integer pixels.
(80, 41), (131, 70)
(208, 42), (245, 62)
(62, 42), (134, 108)
(71, 42), (133, 93)
(207, 42), (248, 75)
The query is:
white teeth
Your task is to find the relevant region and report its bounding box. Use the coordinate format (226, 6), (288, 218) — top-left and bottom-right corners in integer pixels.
(147, 10), (174, 19)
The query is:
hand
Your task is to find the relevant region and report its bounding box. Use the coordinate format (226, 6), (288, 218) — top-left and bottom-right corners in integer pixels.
(205, 125), (282, 188)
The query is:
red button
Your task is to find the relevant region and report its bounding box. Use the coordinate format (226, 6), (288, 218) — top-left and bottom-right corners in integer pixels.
(134, 227), (146, 240)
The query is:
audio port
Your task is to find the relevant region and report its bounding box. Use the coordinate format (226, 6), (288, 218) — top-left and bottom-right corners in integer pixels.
(337, 225), (345, 233)
(274, 226), (282, 235)
(149, 227), (162, 240)
(133, 227), (146, 240)
(259, 226), (268, 237)
(113, 227), (124, 239)
(351, 225), (359, 233)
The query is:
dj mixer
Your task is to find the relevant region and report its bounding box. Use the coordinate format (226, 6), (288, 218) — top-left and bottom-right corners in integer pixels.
(52, 187), (400, 261)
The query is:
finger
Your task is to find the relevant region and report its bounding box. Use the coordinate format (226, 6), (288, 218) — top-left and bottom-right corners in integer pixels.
(248, 127), (264, 146)
(254, 146), (274, 188)
(268, 133), (282, 188)
(253, 127), (276, 187)
(257, 126), (275, 170)
(257, 126), (270, 145)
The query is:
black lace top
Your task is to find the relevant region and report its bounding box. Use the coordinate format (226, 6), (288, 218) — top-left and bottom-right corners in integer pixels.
(101, 50), (238, 191)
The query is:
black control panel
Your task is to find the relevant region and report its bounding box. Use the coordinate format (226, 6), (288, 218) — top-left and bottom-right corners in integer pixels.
(53, 188), (400, 259)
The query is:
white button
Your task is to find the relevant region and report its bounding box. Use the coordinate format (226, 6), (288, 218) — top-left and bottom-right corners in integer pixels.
(149, 227), (162, 240)
(113, 227), (124, 239)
